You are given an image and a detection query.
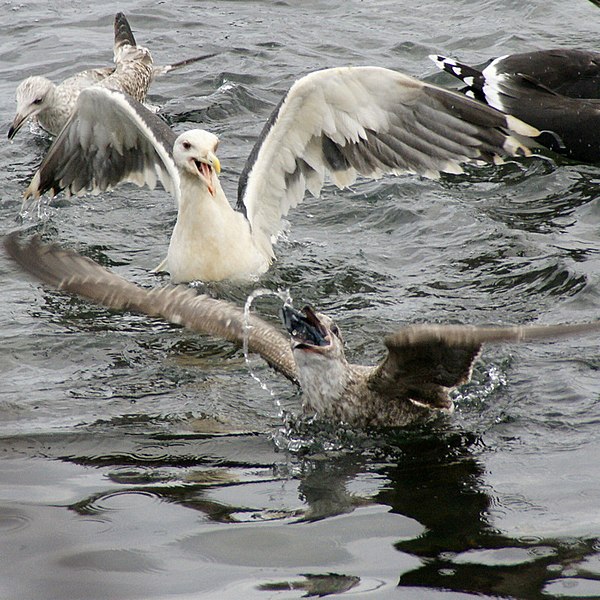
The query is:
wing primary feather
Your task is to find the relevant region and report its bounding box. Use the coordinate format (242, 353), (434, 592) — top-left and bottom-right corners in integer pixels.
(3, 234), (299, 384)
(24, 87), (180, 204)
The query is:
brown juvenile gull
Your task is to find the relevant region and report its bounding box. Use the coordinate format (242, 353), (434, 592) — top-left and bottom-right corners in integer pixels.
(8, 12), (213, 139)
(23, 67), (539, 282)
(5, 233), (600, 429)
(430, 50), (600, 163)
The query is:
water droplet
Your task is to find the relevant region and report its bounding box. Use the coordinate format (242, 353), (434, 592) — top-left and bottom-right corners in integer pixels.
(242, 287), (293, 417)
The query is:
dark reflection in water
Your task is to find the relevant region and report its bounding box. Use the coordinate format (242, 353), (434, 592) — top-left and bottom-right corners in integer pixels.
(3, 419), (596, 598)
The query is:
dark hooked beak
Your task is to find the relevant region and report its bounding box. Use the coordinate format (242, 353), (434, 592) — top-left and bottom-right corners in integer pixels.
(281, 305), (329, 347)
(8, 109), (33, 140)
(8, 119), (23, 140)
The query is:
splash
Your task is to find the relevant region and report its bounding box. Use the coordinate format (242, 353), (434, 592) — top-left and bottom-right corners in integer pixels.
(242, 287), (293, 413)
(242, 289), (359, 454)
(19, 195), (52, 222)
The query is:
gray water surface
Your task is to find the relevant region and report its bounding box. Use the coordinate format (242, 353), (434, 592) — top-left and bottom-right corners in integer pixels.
(2, 1), (600, 598)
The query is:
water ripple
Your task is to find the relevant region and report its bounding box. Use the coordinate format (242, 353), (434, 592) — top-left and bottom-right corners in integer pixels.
(0, 507), (32, 534)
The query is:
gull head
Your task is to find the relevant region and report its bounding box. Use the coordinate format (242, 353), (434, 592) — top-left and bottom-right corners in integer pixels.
(282, 305), (344, 354)
(8, 76), (55, 140)
(173, 130), (221, 197)
(281, 305), (351, 413)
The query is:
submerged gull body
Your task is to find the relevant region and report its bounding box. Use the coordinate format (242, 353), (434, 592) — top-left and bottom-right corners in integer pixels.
(8, 12), (211, 139)
(24, 66), (538, 283)
(430, 49), (600, 163)
(5, 234), (600, 428)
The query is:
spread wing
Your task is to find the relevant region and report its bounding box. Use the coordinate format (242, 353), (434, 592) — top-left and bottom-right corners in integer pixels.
(24, 86), (180, 203)
(236, 66), (539, 258)
(3, 234), (298, 384)
(370, 322), (600, 409)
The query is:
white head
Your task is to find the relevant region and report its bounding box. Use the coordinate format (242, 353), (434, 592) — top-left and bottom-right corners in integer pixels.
(281, 305), (350, 413)
(173, 129), (221, 196)
(8, 76), (55, 140)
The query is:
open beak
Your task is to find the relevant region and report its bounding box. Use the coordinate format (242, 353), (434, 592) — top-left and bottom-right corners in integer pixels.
(281, 305), (329, 348)
(194, 151), (221, 197)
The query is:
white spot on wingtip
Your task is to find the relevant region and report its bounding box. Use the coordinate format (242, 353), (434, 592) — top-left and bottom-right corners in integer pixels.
(506, 114), (540, 137)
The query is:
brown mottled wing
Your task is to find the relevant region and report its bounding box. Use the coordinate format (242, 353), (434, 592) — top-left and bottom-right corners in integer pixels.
(3, 234), (298, 384)
(371, 322), (600, 408)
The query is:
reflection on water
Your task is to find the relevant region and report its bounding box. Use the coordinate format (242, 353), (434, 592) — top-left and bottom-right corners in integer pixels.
(2, 424), (600, 598)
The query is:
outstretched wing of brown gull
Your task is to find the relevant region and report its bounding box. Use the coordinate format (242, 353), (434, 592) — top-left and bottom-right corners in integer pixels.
(371, 321), (600, 410)
(4, 234), (298, 385)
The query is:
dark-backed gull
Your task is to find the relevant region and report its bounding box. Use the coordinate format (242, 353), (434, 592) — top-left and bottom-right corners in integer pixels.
(8, 12), (213, 139)
(6, 234), (600, 428)
(24, 66), (538, 282)
(430, 50), (600, 163)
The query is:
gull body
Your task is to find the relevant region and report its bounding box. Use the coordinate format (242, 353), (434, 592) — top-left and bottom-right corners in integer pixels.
(24, 66), (539, 282)
(6, 235), (600, 429)
(8, 12), (212, 139)
(430, 49), (600, 163)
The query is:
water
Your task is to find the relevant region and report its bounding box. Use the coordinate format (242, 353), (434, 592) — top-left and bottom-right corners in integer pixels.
(1, 0), (600, 597)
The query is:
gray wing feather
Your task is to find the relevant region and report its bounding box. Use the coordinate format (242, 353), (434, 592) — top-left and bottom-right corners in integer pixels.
(24, 87), (179, 202)
(238, 66), (539, 258)
(3, 234), (298, 384)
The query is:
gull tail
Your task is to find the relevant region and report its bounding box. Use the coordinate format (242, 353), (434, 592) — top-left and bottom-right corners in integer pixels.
(153, 53), (218, 77)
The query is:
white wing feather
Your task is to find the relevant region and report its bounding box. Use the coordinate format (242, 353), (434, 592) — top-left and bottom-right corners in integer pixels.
(25, 87), (180, 204)
(239, 66), (537, 258)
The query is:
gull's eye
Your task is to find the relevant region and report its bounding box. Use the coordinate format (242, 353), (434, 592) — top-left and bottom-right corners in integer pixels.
(32, 98), (43, 105)
(182, 141), (191, 150)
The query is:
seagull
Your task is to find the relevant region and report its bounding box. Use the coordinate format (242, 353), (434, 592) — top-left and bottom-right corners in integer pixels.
(5, 233), (600, 428)
(23, 66), (539, 282)
(430, 49), (600, 163)
(8, 12), (214, 139)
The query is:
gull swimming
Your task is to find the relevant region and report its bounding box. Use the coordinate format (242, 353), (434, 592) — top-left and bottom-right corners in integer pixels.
(24, 66), (539, 282)
(430, 50), (600, 163)
(8, 12), (213, 139)
(5, 233), (600, 428)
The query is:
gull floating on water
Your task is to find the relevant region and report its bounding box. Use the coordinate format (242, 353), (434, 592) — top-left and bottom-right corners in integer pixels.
(5, 233), (600, 428)
(430, 49), (600, 163)
(24, 66), (539, 282)
(8, 12), (213, 139)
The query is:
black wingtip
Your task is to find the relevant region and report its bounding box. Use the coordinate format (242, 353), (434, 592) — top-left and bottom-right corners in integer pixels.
(114, 12), (136, 49)
(165, 52), (219, 72)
